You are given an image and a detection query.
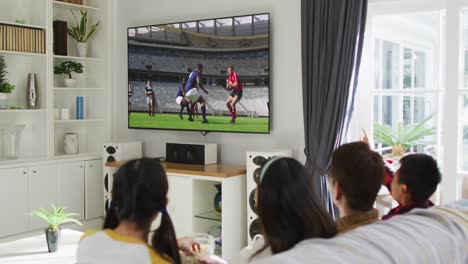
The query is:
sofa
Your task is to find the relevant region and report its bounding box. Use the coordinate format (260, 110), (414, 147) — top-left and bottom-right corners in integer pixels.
(253, 200), (468, 264)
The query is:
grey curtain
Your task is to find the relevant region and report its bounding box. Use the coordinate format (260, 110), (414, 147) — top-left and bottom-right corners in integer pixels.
(301, 0), (368, 217)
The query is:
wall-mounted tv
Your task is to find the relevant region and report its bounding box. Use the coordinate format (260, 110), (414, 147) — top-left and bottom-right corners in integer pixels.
(127, 13), (270, 134)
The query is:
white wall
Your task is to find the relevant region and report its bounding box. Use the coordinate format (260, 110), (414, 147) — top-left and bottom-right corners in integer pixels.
(110, 0), (304, 164)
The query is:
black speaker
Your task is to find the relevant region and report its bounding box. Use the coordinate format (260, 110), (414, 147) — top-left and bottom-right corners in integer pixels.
(166, 143), (217, 165)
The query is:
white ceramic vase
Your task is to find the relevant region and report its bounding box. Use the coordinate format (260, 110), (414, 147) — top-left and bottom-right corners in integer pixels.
(64, 133), (79, 154)
(64, 79), (77, 88)
(76, 42), (88, 57)
(0, 93), (8, 109)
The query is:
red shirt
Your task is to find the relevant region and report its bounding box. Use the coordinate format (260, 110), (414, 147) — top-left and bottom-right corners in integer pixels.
(228, 72), (243, 92)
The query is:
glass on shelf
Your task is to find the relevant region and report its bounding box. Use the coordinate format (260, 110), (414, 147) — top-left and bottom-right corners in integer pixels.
(0, 124), (26, 160)
(194, 211), (222, 221)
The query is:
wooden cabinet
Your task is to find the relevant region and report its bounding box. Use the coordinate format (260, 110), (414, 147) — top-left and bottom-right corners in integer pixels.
(0, 168), (29, 237)
(29, 164), (60, 230)
(85, 159), (103, 220)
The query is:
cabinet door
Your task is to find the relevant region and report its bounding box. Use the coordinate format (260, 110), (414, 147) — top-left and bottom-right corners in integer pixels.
(85, 159), (104, 220)
(29, 164), (60, 230)
(0, 168), (29, 237)
(153, 174), (193, 237)
(59, 161), (85, 221)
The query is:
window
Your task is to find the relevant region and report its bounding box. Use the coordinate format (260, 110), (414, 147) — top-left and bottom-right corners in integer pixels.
(372, 37), (438, 156)
(216, 18), (233, 36)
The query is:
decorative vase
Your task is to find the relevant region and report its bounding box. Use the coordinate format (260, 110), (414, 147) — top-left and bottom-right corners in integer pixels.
(0, 93), (8, 109)
(76, 42), (88, 57)
(214, 184), (222, 213)
(64, 133), (79, 154)
(2, 124), (25, 159)
(27, 73), (38, 109)
(64, 79), (77, 88)
(45, 228), (61, 253)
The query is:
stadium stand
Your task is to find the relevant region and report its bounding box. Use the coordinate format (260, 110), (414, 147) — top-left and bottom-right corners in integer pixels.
(128, 81), (269, 117)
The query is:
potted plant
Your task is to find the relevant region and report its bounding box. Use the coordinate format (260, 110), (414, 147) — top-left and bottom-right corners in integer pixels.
(0, 55), (15, 109)
(31, 204), (81, 253)
(67, 10), (100, 57)
(54, 61), (83, 88)
(373, 113), (436, 158)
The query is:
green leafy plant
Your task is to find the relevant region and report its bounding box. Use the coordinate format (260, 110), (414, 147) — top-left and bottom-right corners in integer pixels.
(54, 61), (84, 79)
(373, 113), (436, 158)
(67, 10), (100, 43)
(31, 204), (82, 230)
(0, 55), (15, 93)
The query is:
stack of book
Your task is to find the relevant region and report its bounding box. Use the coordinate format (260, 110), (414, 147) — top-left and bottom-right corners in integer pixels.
(0, 24), (46, 54)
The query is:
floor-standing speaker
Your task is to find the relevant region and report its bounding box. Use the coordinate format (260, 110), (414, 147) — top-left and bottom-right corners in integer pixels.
(246, 150), (292, 245)
(103, 142), (142, 214)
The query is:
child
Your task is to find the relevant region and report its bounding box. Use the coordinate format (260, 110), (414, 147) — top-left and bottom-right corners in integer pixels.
(77, 158), (199, 264)
(382, 154), (441, 220)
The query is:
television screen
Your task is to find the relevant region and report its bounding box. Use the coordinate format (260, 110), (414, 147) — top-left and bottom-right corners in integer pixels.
(127, 13), (270, 133)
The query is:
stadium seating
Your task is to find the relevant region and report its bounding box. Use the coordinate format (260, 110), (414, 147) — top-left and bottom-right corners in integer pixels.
(128, 81), (269, 117)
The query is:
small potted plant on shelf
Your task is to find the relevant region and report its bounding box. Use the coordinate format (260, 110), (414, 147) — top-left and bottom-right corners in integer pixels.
(31, 204), (81, 253)
(67, 10), (101, 57)
(54, 61), (84, 88)
(0, 55), (15, 109)
(373, 113), (436, 159)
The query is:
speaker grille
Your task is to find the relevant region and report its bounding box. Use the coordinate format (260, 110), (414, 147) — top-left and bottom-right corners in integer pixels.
(106, 146), (116, 155)
(249, 218), (261, 239)
(107, 156), (116, 162)
(249, 189), (257, 214)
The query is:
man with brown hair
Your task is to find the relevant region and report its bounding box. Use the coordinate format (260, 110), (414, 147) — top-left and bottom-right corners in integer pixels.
(328, 142), (385, 233)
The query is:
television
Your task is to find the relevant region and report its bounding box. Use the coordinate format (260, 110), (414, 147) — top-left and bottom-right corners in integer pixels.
(127, 13), (270, 134)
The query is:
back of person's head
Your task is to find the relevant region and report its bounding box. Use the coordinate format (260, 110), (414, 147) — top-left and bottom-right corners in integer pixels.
(197, 64), (203, 70)
(103, 158), (180, 264)
(397, 154), (441, 203)
(256, 157), (337, 255)
(329, 142), (385, 212)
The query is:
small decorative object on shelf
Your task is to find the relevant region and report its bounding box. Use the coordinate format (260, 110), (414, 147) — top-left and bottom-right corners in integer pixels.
(214, 184), (222, 213)
(61, 108), (70, 120)
(1, 124), (25, 159)
(76, 96), (84, 119)
(64, 133), (79, 154)
(14, 0), (27, 24)
(53, 20), (68, 56)
(54, 61), (83, 88)
(31, 204), (81, 253)
(27, 73), (38, 109)
(68, 11), (100, 57)
(0, 55), (15, 109)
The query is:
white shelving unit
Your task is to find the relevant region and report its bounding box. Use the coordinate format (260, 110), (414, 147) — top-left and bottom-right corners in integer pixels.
(0, 0), (110, 240)
(0, 0), (110, 164)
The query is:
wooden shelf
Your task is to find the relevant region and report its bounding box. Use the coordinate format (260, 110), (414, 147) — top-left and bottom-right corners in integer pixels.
(53, 55), (102, 62)
(54, 119), (104, 124)
(0, 21), (46, 30)
(0, 50), (46, 57)
(52, 1), (101, 11)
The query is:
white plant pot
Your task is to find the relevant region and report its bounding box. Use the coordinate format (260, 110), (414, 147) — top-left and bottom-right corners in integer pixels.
(0, 93), (8, 109)
(76, 42), (88, 57)
(64, 79), (77, 88)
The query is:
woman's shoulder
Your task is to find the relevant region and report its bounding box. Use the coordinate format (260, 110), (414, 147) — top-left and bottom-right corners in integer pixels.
(79, 229), (100, 241)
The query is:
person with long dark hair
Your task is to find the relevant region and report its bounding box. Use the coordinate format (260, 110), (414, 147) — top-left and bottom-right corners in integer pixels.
(203, 157), (337, 264)
(77, 158), (199, 264)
